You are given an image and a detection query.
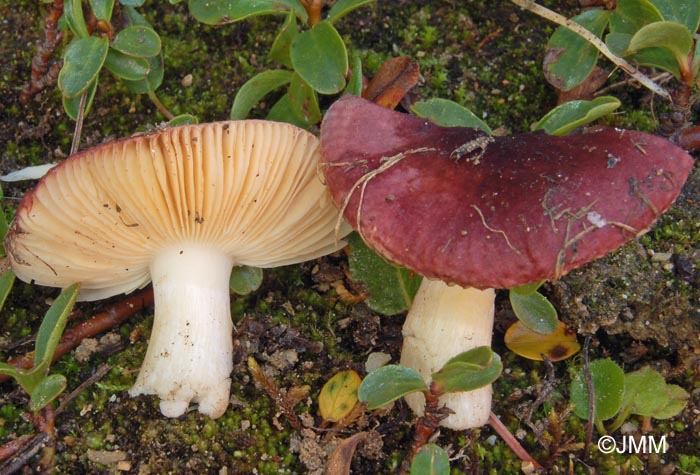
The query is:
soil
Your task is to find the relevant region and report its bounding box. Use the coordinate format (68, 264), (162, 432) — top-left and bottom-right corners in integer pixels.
(1, 1), (699, 474)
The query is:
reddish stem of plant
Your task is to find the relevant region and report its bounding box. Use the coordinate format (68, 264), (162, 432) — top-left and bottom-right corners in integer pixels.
(0, 288), (154, 383)
(19, 0), (65, 105)
(488, 412), (543, 470)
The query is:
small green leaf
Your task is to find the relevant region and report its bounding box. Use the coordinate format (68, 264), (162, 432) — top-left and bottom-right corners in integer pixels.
(122, 4), (151, 26)
(58, 37), (109, 98)
(326, 0), (374, 23)
(168, 114), (199, 126)
(290, 21), (347, 95)
(89, 0), (115, 21)
(510, 281), (544, 296)
(122, 53), (164, 94)
(509, 290), (558, 334)
(609, 0), (664, 35)
(358, 365), (428, 409)
(344, 52), (363, 96)
(120, 0), (145, 5)
(188, 0), (307, 25)
(104, 49), (150, 80)
(111, 25), (161, 58)
(410, 444), (450, 475)
(571, 358), (625, 422)
(432, 353), (502, 394)
(0, 270), (16, 312)
(288, 74), (321, 124)
(0, 362), (21, 379)
(650, 0), (700, 33)
(270, 12), (298, 68)
(620, 366), (669, 417)
(229, 266), (263, 295)
(265, 94), (313, 128)
(655, 384), (690, 419)
(29, 374), (67, 412)
(230, 70), (294, 120)
(347, 233), (422, 315)
(411, 98), (492, 133)
(533, 97), (621, 136)
(63, 80), (98, 121)
(319, 370), (361, 422)
(442, 346), (494, 368)
(544, 9), (612, 91)
(64, 0), (89, 38)
(627, 21), (693, 69)
(34, 284), (80, 371)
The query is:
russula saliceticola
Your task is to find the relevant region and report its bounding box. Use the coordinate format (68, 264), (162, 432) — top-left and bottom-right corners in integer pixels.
(320, 95), (694, 429)
(6, 120), (348, 418)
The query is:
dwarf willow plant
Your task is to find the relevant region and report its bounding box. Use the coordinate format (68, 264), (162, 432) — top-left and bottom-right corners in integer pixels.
(57, 0), (166, 120)
(544, 0), (700, 92)
(188, 0), (373, 127)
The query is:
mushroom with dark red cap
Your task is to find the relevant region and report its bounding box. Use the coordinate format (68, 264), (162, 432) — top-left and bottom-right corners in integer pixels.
(320, 95), (694, 429)
(5, 120), (348, 419)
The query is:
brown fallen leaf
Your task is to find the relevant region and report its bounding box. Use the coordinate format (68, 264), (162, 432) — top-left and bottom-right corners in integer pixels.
(325, 432), (368, 475)
(363, 56), (420, 109)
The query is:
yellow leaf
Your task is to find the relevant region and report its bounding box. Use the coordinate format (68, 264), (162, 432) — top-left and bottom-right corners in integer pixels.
(505, 320), (580, 362)
(319, 370), (362, 422)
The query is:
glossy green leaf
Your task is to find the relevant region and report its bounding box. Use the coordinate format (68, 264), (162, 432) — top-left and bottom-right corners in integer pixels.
(627, 21), (693, 65)
(188, 0), (307, 25)
(122, 53), (164, 94)
(290, 21), (347, 95)
(112, 25), (161, 58)
(544, 9), (611, 91)
(655, 384), (690, 419)
(319, 370), (361, 422)
(344, 52), (363, 96)
(269, 12), (297, 68)
(0, 362), (20, 379)
(265, 94), (312, 128)
(63, 80), (98, 121)
(432, 352), (502, 394)
(64, 0), (89, 38)
(123, 4), (151, 26)
(58, 37), (109, 98)
(571, 358), (625, 421)
(229, 266), (263, 295)
(359, 365), (428, 409)
(89, 0), (115, 21)
(651, 0), (700, 33)
(411, 98), (492, 133)
(29, 374), (67, 412)
(168, 114), (199, 126)
(34, 283), (80, 370)
(410, 444), (450, 475)
(104, 49), (150, 80)
(607, 32), (681, 77)
(347, 233), (422, 315)
(509, 289), (558, 334)
(0, 270), (16, 312)
(609, 0), (663, 35)
(533, 96), (621, 136)
(230, 70), (293, 119)
(288, 74), (321, 124)
(327, 0), (374, 23)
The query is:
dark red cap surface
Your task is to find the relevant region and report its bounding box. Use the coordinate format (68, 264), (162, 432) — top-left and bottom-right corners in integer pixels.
(320, 95), (694, 289)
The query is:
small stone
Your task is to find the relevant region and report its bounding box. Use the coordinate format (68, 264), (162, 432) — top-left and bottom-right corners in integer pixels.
(365, 352), (392, 373)
(181, 74), (193, 87)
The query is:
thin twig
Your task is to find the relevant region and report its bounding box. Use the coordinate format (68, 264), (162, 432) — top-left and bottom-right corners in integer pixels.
(0, 433), (49, 475)
(582, 335), (595, 460)
(488, 412), (543, 470)
(70, 92), (87, 155)
(55, 364), (112, 416)
(510, 0), (672, 101)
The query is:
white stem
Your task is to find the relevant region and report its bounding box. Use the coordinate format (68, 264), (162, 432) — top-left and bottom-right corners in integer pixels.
(401, 279), (495, 429)
(129, 244), (235, 418)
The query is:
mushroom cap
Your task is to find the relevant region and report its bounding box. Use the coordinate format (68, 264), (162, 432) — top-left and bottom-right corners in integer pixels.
(320, 95), (694, 289)
(7, 120), (344, 300)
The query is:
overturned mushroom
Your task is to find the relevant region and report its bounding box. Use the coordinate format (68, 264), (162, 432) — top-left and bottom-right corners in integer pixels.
(6, 121), (348, 418)
(320, 95), (694, 429)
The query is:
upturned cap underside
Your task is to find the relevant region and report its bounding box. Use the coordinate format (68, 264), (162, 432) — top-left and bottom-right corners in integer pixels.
(320, 95), (694, 289)
(7, 121), (344, 300)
